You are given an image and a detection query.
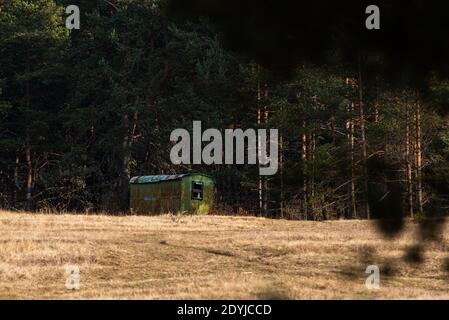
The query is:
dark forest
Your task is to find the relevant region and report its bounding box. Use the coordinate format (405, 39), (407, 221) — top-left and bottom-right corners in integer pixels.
(1, 0), (449, 226)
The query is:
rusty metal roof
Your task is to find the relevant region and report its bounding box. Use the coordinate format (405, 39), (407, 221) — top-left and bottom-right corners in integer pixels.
(129, 174), (190, 184)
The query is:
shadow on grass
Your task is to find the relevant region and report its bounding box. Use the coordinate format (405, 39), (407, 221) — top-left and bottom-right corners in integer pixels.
(256, 289), (290, 300)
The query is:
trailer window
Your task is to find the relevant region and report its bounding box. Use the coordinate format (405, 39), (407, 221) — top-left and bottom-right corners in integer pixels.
(191, 181), (204, 200)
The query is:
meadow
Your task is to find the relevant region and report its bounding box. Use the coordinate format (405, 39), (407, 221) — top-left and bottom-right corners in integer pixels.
(0, 210), (448, 299)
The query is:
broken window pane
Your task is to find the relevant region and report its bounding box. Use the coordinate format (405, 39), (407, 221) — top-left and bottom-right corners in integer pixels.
(191, 181), (204, 200)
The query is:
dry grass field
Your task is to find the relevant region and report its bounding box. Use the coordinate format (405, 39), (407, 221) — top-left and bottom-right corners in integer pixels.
(0, 210), (449, 299)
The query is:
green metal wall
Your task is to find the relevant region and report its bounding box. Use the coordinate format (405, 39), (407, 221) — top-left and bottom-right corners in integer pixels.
(180, 174), (214, 215)
(130, 174), (214, 215)
(130, 180), (182, 214)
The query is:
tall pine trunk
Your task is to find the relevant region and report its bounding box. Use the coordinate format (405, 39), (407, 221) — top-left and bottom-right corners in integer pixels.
(405, 103), (414, 218)
(415, 90), (424, 216)
(348, 102), (357, 218)
(263, 85), (269, 216)
(25, 140), (33, 210)
(13, 150), (20, 206)
(310, 130), (316, 219)
(302, 120), (308, 220)
(280, 133), (284, 218)
(121, 113), (131, 211)
(25, 55), (33, 211)
(257, 67), (263, 216)
(358, 56), (370, 219)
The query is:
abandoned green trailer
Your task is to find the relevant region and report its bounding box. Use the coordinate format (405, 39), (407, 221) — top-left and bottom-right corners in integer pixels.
(129, 173), (214, 215)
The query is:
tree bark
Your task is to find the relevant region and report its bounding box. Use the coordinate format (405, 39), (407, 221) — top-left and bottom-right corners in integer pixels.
(25, 140), (33, 210)
(348, 102), (357, 218)
(310, 130), (316, 219)
(405, 103), (414, 218)
(358, 56), (370, 219)
(121, 113), (131, 211)
(415, 90), (424, 216)
(302, 120), (308, 220)
(263, 84), (269, 216)
(25, 54), (33, 211)
(374, 102), (379, 123)
(13, 150), (20, 206)
(257, 67), (263, 216)
(280, 134), (284, 218)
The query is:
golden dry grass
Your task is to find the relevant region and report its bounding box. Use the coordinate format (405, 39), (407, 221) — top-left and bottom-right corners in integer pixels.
(0, 210), (448, 299)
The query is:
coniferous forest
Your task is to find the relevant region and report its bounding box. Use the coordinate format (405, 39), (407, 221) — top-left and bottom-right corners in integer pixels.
(1, 0), (449, 227)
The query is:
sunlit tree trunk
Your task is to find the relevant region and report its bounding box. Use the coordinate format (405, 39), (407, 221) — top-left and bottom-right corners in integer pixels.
(121, 113), (131, 210)
(13, 150), (20, 206)
(302, 120), (308, 220)
(263, 84), (269, 216)
(358, 56), (370, 219)
(25, 55), (33, 211)
(405, 103), (414, 218)
(257, 67), (263, 216)
(280, 133), (284, 218)
(25, 140), (33, 210)
(374, 102), (379, 123)
(279, 104), (284, 218)
(347, 101), (357, 218)
(414, 90), (424, 216)
(310, 130), (316, 219)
